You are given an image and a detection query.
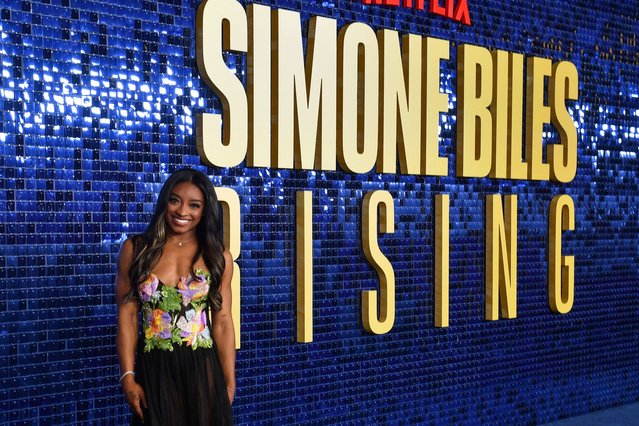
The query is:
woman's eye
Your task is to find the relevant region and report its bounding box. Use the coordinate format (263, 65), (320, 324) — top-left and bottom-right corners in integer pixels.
(169, 198), (179, 205)
(190, 204), (201, 209)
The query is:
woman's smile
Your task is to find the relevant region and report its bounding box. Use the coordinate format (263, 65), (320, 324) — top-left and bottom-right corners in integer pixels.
(171, 215), (192, 226)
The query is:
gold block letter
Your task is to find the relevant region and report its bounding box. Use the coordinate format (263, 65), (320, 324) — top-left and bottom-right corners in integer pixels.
(215, 187), (241, 349)
(378, 30), (422, 175)
(549, 194), (575, 314)
(435, 194), (449, 327)
(457, 44), (493, 178)
(296, 191), (313, 342)
(362, 191), (396, 334)
(273, 10), (336, 170)
(490, 50), (508, 179)
(508, 53), (527, 180)
(196, 0), (248, 168)
(485, 194), (518, 320)
(525, 56), (552, 181)
(337, 23), (379, 174)
(247, 3), (271, 167)
(549, 61), (579, 183)
(423, 37), (450, 177)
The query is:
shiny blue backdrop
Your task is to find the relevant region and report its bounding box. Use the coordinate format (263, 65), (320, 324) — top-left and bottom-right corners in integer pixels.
(0, 0), (638, 424)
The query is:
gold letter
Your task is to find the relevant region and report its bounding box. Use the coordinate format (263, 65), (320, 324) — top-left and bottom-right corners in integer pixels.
(423, 37), (450, 177)
(196, 0), (248, 168)
(362, 190), (395, 334)
(296, 191), (313, 342)
(247, 4), (271, 167)
(337, 23), (379, 174)
(435, 194), (449, 327)
(508, 53), (527, 180)
(215, 187), (241, 349)
(490, 50), (508, 179)
(549, 194), (575, 314)
(549, 61), (579, 183)
(485, 194), (517, 320)
(457, 44), (493, 178)
(378, 31), (422, 175)
(525, 56), (552, 181)
(273, 10), (336, 170)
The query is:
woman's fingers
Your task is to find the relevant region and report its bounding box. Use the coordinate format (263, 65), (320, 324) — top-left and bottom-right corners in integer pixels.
(139, 387), (147, 409)
(133, 396), (144, 421)
(125, 384), (145, 421)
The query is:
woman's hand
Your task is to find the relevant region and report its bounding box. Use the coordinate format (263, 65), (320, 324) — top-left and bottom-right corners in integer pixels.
(122, 374), (147, 420)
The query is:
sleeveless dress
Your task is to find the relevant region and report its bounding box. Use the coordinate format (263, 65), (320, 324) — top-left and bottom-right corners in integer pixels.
(132, 269), (234, 425)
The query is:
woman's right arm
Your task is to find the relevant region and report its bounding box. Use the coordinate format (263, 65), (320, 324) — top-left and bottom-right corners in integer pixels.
(116, 238), (147, 420)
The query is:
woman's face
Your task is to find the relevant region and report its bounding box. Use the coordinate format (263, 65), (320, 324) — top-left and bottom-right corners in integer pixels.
(164, 181), (205, 236)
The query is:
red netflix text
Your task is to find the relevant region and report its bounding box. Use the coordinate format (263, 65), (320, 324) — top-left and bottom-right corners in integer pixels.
(359, 0), (471, 26)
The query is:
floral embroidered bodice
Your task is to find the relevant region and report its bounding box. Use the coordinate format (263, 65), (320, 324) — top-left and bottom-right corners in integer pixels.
(137, 269), (213, 352)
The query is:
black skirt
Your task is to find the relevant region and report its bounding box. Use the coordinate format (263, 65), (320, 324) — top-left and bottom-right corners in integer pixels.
(132, 343), (234, 426)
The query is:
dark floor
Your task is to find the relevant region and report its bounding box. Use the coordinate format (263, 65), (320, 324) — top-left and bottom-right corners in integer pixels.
(543, 402), (639, 426)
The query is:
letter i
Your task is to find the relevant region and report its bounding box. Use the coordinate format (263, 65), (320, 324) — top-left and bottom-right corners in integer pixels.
(435, 194), (450, 327)
(296, 191), (313, 342)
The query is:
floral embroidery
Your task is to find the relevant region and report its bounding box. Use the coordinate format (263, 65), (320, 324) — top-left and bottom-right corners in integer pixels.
(159, 285), (182, 313)
(138, 269), (213, 352)
(143, 308), (182, 352)
(177, 274), (209, 307)
(146, 308), (172, 340)
(137, 275), (159, 302)
(177, 308), (212, 349)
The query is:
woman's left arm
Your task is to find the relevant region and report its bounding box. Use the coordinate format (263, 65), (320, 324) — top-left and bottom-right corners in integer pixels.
(213, 250), (236, 404)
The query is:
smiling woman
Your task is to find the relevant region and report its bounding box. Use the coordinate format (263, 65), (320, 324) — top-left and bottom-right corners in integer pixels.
(115, 169), (236, 425)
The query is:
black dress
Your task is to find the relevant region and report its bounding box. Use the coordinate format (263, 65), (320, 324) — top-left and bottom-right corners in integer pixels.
(132, 270), (234, 425)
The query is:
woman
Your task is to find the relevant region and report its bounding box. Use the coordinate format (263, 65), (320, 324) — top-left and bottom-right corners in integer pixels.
(116, 169), (235, 425)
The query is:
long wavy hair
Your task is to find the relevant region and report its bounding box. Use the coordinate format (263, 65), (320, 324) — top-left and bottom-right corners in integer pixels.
(128, 168), (225, 311)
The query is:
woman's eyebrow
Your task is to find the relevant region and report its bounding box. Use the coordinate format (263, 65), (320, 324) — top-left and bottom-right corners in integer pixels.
(169, 192), (203, 203)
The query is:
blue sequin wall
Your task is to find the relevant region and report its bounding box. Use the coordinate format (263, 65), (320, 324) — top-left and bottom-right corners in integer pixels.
(0, 0), (638, 424)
